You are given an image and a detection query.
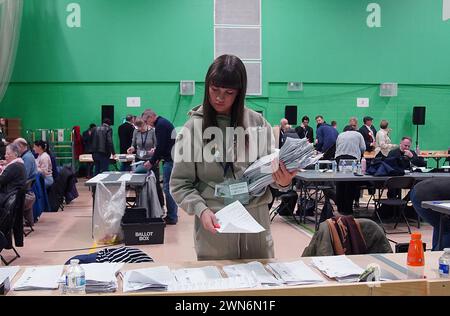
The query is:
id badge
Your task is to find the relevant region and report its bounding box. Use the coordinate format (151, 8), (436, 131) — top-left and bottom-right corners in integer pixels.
(215, 179), (250, 205)
(138, 150), (147, 158)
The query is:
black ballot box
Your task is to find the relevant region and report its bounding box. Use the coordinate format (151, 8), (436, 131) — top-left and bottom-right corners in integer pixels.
(121, 207), (165, 245)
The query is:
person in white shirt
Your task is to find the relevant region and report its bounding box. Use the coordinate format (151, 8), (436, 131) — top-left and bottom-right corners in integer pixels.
(375, 120), (397, 157)
(33, 140), (53, 188)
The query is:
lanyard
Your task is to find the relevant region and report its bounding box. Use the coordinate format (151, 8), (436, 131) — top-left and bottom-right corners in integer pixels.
(140, 130), (149, 149)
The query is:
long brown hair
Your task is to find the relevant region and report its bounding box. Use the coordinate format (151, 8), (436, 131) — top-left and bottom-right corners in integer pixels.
(202, 55), (247, 133)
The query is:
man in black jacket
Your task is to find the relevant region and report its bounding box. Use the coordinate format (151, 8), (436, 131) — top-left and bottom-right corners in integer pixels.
(387, 136), (426, 170)
(91, 119), (115, 176)
(358, 116), (377, 151)
(295, 115), (314, 143)
(142, 109), (177, 225)
(82, 123), (96, 178)
(118, 115), (135, 171)
(387, 136), (426, 199)
(0, 144), (26, 207)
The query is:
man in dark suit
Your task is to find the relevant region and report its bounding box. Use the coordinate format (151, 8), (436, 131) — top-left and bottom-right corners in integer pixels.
(118, 115), (135, 171)
(358, 116), (377, 151)
(295, 115), (314, 143)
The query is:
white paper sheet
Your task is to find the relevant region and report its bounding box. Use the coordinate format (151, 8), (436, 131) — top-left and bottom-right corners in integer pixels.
(172, 266), (222, 283)
(223, 261), (281, 286)
(437, 203), (450, 208)
(13, 265), (64, 291)
(311, 255), (364, 279)
(86, 173), (109, 184)
(122, 266), (176, 292)
(118, 173), (132, 182)
(214, 201), (265, 234)
(168, 275), (257, 292)
(266, 261), (325, 285)
(81, 263), (123, 282)
(0, 266), (20, 285)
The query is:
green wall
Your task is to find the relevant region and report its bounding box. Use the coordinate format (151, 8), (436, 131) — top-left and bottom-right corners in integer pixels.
(1, 0), (450, 155)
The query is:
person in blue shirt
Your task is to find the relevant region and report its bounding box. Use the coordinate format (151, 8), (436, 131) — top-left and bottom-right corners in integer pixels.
(315, 115), (338, 159)
(13, 138), (37, 180)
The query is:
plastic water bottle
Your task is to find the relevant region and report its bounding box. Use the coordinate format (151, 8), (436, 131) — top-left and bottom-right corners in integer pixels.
(315, 161), (319, 172)
(351, 160), (356, 173)
(332, 160), (337, 173)
(439, 248), (450, 278)
(65, 259), (86, 294)
(406, 232), (425, 279)
(356, 162), (362, 174)
(361, 157), (367, 174)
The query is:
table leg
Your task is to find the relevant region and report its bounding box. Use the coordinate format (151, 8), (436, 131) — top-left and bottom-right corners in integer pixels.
(91, 186), (96, 239)
(314, 184), (320, 231)
(438, 214), (444, 251)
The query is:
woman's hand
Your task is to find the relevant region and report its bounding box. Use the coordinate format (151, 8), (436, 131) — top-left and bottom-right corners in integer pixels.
(272, 160), (297, 187)
(200, 208), (220, 234)
(127, 146), (135, 154)
(148, 148), (155, 155)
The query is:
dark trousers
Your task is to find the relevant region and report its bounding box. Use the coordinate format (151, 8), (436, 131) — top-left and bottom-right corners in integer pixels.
(163, 161), (178, 222)
(92, 152), (110, 176)
(335, 155), (359, 214)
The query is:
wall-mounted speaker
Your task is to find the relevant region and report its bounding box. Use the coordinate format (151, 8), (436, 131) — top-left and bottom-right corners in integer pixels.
(101, 105), (114, 125)
(413, 106), (426, 125)
(285, 105), (297, 125)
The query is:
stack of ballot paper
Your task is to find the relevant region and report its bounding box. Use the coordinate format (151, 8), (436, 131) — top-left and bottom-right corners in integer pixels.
(172, 266), (223, 283)
(168, 274), (257, 292)
(171, 265), (257, 291)
(266, 261), (325, 285)
(311, 256), (364, 282)
(214, 201), (265, 234)
(122, 266), (176, 292)
(82, 263), (123, 293)
(223, 261), (281, 286)
(244, 138), (320, 196)
(0, 266), (20, 290)
(14, 266), (64, 291)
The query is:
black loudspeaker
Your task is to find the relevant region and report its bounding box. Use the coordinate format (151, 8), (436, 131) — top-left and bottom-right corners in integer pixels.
(102, 105), (114, 125)
(285, 105), (297, 125)
(412, 106), (426, 125)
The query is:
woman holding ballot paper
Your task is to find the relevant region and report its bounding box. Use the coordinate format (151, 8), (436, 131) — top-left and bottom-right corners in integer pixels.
(170, 55), (296, 260)
(127, 118), (164, 207)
